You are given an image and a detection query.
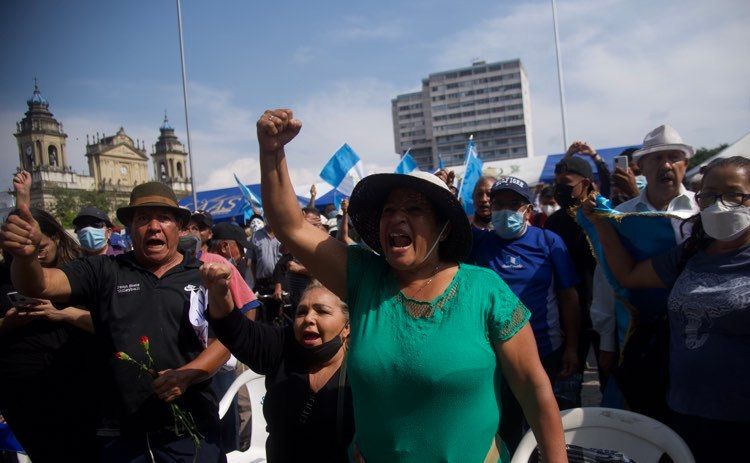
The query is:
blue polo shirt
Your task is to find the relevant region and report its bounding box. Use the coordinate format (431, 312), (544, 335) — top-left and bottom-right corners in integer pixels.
(469, 226), (579, 357)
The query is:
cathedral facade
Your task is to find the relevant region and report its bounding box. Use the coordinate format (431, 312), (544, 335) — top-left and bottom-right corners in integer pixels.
(13, 82), (192, 217)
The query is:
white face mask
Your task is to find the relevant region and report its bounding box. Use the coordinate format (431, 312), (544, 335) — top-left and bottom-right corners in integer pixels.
(700, 203), (750, 242)
(541, 204), (560, 217)
(249, 218), (265, 232)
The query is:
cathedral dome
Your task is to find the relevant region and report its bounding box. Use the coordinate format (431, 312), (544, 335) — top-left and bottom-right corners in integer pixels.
(26, 80), (49, 108)
(160, 112), (173, 131)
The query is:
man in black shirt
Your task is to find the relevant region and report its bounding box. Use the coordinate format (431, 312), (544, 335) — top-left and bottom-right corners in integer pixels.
(1, 182), (231, 462)
(545, 142), (612, 401)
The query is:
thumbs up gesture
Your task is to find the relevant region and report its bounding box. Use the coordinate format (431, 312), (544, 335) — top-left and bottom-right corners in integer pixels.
(13, 171), (32, 208)
(1, 171), (42, 258)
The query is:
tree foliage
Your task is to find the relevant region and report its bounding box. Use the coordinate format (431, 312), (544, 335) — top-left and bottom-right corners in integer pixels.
(688, 143), (728, 170)
(50, 187), (123, 229)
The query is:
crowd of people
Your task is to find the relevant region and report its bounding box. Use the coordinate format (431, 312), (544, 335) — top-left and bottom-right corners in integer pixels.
(0, 108), (747, 463)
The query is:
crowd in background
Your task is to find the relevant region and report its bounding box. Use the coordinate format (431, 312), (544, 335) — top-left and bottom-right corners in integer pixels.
(0, 112), (747, 463)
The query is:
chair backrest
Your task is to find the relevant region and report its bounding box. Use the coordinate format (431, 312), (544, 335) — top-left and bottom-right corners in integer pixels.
(511, 407), (695, 463)
(219, 368), (269, 455)
(246, 374), (269, 451)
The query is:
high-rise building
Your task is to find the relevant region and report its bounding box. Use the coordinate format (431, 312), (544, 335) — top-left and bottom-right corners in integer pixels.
(392, 59), (534, 171)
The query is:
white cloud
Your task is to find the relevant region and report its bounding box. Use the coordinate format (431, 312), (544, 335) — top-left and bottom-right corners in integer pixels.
(195, 78), (399, 191)
(434, 0), (750, 156)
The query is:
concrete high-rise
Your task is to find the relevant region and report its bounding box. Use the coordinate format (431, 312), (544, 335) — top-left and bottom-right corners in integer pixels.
(392, 59), (533, 171)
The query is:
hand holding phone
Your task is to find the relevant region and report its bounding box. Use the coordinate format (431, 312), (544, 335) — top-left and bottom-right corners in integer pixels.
(7, 291), (45, 309)
(614, 156), (629, 171)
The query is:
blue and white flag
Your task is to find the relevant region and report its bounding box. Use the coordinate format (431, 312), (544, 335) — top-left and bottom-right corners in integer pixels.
(395, 151), (419, 175)
(576, 195), (683, 347)
(437, 155), (445, 171)
(319, 143), (365, 197)
(233, 173), (263, 221)
(458, 138), (483, 215)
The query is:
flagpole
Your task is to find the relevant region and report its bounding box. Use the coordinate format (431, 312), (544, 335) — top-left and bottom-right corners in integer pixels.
(176, 0), (198, 211)
(551, 0), (569, 150)
(456, 134), (474, 198)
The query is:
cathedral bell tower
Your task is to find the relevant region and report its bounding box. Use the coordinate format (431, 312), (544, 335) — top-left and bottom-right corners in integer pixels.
(151, 113), (192, 199)
(14, 79), (68, 172)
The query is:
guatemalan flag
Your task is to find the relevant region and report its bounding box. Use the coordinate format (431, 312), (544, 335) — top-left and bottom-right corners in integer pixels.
(458, 138), (483, 216)
(319, 143), (365, 197)
(576, 195), (685, 348)
(233, 173), (263, 221)
(395, 151), (419, 175)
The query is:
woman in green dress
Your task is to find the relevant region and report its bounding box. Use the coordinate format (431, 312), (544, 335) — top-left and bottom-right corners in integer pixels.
(256, 108), (567, 462)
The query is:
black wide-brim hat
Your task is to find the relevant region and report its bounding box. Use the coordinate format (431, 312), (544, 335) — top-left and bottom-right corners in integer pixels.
(116, 182), (191, 226)
(348, 171), (472, 262)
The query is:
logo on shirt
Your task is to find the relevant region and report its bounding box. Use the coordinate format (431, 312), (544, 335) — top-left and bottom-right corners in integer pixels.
(116, 283), (140, 294)
(184, 284), (198, 292)
(500, 254), (523, 269)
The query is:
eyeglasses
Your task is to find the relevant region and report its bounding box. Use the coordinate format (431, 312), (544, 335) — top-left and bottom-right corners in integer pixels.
(695, 191), (750, 208)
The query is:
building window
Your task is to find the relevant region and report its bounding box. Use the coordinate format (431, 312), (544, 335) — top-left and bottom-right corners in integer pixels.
(159, 162), (167, 180)
(176, 162), (183, 178)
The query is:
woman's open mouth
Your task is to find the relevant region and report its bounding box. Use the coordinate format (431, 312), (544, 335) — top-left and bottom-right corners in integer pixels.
(302, 331), (321, 346)
(388, 232), (413, 249)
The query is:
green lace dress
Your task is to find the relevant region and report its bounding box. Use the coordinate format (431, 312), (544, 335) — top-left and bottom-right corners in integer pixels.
(346, 245), (530, 463)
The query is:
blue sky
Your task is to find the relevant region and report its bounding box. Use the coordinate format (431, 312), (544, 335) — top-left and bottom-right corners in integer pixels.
(2, 0), (749, 201)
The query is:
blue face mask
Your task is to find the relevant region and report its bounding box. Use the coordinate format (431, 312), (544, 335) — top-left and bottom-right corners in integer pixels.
(77, 226), (108, 251)
(635, 175), (648, 190)
(491, 209), (527, 240)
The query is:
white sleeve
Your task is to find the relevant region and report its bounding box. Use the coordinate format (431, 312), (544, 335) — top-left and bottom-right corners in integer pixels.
(590, 266), (617, 352)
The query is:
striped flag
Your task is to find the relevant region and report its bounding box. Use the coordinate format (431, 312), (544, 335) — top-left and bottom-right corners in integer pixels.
(395, 151), (419, 174)
(458, 138), (483, 215)
(233, 173), (262, 221)
(319, 143), (365, 197)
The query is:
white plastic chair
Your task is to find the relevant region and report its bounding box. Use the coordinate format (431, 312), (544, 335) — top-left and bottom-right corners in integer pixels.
(219, 368), (268, 463)
(510, 407), (695, 463)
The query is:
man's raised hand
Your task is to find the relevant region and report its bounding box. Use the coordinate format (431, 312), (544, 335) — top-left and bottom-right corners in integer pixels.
(257, 109), (302, 154)
(199, 262), (232, 294)
(0, 208), (41, 258)
(13, 171), (32, 208)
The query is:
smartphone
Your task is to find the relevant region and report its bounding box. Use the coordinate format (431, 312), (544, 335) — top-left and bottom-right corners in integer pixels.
(614, 156), (629, 171)
(7, 291), (44, 308)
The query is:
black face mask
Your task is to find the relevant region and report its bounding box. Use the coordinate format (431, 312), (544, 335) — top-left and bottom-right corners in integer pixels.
(554, 183), (579, 210)
(296, 326), (347, 366)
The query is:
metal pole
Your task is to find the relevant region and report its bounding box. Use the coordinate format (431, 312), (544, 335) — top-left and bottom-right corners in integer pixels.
(176, 0), (198, 210)
(551, 0), (569, 151)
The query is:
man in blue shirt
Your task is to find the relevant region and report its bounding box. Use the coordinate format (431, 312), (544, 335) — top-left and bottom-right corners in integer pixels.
(469, 176), (581, 453)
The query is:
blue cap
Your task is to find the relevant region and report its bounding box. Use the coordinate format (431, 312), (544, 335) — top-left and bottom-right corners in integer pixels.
(490, 176), (533, 204)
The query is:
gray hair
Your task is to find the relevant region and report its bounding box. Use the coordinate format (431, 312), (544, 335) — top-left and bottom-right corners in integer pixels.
(300, 279), (349, 321)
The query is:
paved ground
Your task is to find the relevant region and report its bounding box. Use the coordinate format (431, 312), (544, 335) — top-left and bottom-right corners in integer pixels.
(581, 348), (602, 407)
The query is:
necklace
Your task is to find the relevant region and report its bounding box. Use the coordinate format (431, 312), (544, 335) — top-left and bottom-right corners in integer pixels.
(409, 263), (441, 298)
(397, 264), (457, 319)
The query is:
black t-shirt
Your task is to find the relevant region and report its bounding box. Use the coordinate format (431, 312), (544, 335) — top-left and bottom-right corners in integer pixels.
(210, 309), (354, 463)
(61, 251), (218, 434)
(544, 209), (596, 311)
